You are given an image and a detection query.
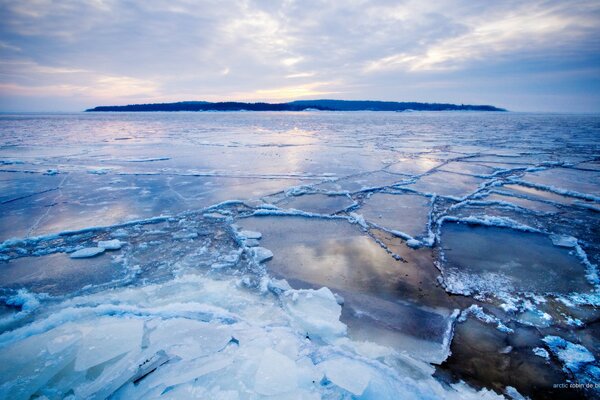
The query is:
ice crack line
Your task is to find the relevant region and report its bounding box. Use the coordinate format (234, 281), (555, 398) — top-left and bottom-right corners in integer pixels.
(1, 187), (60, 205)
(26, 174), (69, 238)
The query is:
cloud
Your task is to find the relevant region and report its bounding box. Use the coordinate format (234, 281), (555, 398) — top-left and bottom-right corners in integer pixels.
(251, 81), (342, 100)
(365, 2), (599, 72)
(0, 60), (158, 99)
(0, 0), (598, 111)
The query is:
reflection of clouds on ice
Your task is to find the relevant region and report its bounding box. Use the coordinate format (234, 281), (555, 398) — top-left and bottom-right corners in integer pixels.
(1, 112), (600, 397)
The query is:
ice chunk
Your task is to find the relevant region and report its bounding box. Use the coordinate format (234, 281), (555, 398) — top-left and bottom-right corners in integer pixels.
(318, 357), (371, 395)
(76, 349), (173, 399)
(130, 350), (170, 383)
(0, 329), (77, 399)
(243, 238), (260, 247)
(171, 231), (198, 240)
(75, 317), (144, 371)
(97, 239), (122, 250)
(239, 230), (262, 240)
(358, 193), (431, 238)
(296, 356), (323, 388)
(137, 353), (234, 390)
(440, 223), (592, 295)
(283, 287), (346, 341)
(203, 212), (228, 220)
(532, 347), (549, 360)
(5, 288), (42, 312)
(251, 247), (273, 263)
(459, 305), (513, 333)
(549, 234), (578, 248)
(505, 386), (528, 400)
(69, 247), (105, 259)
(406, 238), (421, 248)
(148, 318), (232, 360)
(276, 193), (355, 215)
(265, 277), (293, 294)
(542, 335), (595, 373)
(254, 348), (298, 395)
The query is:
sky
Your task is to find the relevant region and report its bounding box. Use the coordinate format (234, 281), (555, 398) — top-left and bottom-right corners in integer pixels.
(0, 0), (599, 112)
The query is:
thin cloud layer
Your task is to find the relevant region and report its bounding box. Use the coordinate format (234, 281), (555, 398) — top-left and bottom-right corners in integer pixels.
(0, 0), (598, 111)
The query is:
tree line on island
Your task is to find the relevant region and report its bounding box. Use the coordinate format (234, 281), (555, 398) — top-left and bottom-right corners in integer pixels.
(86, 99), (506, 112)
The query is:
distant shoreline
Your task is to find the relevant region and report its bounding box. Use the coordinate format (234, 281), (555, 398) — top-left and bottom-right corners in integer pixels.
(86, 100), (506, 112)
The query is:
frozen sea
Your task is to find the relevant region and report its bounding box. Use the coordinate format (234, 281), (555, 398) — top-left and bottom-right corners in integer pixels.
(0, 111), (599, 399)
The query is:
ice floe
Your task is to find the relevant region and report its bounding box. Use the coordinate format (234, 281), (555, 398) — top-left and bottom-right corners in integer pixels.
(69, 247), (105, 259)
(97, 239), (123, 250)
(2, 111), (599, 398)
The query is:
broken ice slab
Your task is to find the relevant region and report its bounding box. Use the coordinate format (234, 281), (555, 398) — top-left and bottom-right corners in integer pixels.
(466, 154), (547, 166)
(70, 247), (105, 258)
(237, 216), (409, 297)
(75, 317), (144, 371)
(97, 239), (122, 250)
(358, 192), (431, 238)
(519, 168), (600, 199)
(282, 287), (346, 341)
(549, 234), (578, 248)
(238, 230), (262, 240)
(340, 290), (458, 364)
(0, 252), (125, 296)
(250, 247), (273, 263)
(316, 170), (409, 193)
(318, 356), (372, 395)
(0, 324), (81, 400)
(438, 161), (497, 176)
(254, 348), (299, 395)
(576, 160), (600, 171)
(482, 192), (560, 213)
(237, 216), (458, 363)
(542, 335), (596, 374)
(385, 157), (442, 175)
(404, 170), (486, 198)
(440, 222), (592, 296)
(275, 193), (355, 215)
(148, 318), (232, 360)
(496, 184), (579, 206)
(0, 170), (309, 241)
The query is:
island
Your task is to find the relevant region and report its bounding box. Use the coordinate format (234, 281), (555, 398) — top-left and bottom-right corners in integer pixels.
(86, 100), (506, 112)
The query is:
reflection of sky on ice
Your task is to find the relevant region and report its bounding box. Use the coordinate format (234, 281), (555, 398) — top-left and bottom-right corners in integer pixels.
(1, 111), (599, 399)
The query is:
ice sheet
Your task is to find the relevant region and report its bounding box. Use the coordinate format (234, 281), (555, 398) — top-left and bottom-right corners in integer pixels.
(1, 111), (599, 398)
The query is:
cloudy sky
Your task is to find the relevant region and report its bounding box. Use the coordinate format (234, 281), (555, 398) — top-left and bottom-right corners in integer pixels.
(1, 0), (599, 112)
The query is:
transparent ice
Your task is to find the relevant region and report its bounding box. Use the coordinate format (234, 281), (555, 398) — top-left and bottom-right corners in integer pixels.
(0, 111), (598, 399)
